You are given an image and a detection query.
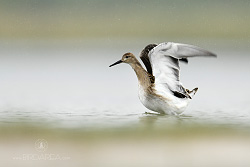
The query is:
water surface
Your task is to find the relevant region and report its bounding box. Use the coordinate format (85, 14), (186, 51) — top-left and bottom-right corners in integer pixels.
(0, 39), (249, 130)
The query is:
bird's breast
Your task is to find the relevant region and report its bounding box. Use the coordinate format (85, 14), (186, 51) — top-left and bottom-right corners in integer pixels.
(138, 84), (169, 114)
(138, 84), (189, 114)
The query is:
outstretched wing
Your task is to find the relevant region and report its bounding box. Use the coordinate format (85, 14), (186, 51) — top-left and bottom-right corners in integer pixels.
(140, 43), (191, 76)
(148, 42), (216, 98)
(152, 42), (217, 59)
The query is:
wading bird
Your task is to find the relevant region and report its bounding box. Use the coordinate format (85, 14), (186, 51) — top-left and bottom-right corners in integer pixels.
(109, 42), (216, 115)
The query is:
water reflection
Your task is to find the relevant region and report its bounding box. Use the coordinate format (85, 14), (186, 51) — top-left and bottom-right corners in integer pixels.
(139, 112), (193, 129)
(138, 109), (250, 131)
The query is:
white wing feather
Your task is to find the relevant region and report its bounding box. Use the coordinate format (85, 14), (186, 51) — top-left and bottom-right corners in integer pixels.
(148, 42), (216, 96)
(151, 42), (217, 59)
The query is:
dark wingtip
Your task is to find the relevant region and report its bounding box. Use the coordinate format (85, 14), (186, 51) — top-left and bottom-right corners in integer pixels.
(208, 51), (217, 58)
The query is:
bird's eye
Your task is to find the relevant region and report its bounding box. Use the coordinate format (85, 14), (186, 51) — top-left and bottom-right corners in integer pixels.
(125, 56), (130, 58)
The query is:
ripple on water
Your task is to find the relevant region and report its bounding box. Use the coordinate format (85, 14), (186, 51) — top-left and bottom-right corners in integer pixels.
(1, 107), (250, 130)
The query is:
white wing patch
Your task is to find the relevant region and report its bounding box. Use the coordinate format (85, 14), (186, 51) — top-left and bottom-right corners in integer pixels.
(148, 42), (216, 98)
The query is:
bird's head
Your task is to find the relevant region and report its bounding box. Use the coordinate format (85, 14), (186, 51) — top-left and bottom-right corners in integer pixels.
(109, 53), (136, 67)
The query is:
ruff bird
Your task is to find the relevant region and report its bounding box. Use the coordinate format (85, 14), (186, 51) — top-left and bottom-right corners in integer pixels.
(109, 42), (216, 115)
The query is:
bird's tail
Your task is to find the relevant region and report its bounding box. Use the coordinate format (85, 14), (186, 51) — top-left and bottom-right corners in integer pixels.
(186, 87), (198, 98)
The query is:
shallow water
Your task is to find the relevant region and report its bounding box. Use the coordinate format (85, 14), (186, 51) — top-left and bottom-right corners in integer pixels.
(1, 39), (250, 167)
(0, 39), (250, 130)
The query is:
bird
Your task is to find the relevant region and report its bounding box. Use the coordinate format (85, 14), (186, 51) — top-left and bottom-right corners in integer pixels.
(109, 42), (216, 115)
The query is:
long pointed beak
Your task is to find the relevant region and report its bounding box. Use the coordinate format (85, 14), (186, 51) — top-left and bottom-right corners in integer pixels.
(109, 60), (123, 67)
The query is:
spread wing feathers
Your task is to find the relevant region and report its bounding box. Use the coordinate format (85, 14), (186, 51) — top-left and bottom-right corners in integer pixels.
(151, 42), (217, 59)
(150, 54), (188, 97)
(140, 44), (157, 75)
(148, 42), (216, 98)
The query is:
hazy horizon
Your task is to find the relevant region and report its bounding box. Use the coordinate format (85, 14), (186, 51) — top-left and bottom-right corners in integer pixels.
(1, 0), (250, 39)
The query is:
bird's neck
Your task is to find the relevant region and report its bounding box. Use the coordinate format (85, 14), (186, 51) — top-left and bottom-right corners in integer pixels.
(130, 60), (152, 88)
